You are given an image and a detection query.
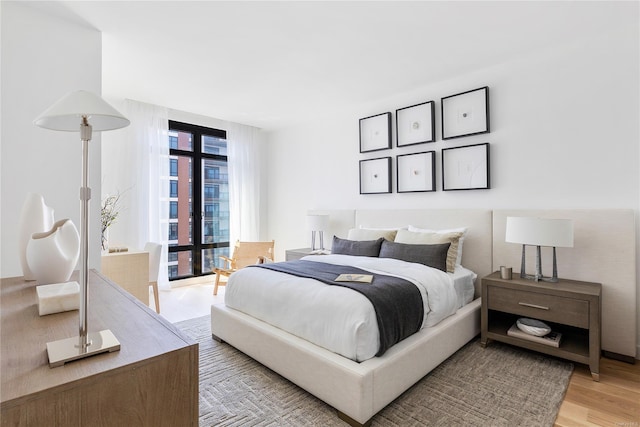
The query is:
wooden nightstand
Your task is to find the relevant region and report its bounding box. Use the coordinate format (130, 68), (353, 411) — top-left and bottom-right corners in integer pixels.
(285, 248), (329, 261)
(285, 248), (314, 261)
(481, 271), (602, 381)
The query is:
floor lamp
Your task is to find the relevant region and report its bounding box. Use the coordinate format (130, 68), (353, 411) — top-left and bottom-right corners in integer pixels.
(34, 90), (130, 367)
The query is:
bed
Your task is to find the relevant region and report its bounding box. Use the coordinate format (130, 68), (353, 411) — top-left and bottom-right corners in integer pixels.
(211, 209), (493, 426)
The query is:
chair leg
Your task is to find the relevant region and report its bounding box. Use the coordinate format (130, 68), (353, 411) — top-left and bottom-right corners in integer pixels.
(214, 272), (221, 296)
(151, 281), (160, 314)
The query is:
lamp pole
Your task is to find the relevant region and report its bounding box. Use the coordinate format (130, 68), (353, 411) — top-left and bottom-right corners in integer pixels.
(78, 117), (92, 349)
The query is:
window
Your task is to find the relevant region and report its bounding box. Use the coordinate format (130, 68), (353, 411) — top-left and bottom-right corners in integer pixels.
(170, 201), (178, 219)
(204, 166), (219, 180)
(169, 223), (178, 241)
(204, 184), (219, 199)
(167, 120), (229, 280)
(170, 180), (178, 198)
(168, 265), (178, 278)
(170, 158), (178, 176)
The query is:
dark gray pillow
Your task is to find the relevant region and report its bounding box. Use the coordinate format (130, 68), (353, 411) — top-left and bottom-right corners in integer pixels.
(331, 236), (383, 257)
(379, 240), (450, 272)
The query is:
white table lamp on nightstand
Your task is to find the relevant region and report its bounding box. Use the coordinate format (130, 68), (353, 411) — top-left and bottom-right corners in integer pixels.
(34, 90), (130, 367)
(505, 216), (574, 283)
(306, 214), (329, 253)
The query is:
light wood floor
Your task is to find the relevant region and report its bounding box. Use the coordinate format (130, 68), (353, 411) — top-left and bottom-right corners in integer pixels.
(555, 357), (640, 427)
(159, 283), (640, 426)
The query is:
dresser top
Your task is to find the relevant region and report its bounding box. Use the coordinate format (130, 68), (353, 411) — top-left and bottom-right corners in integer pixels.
(483, 271), (602, 297)
(1, 270), (196, 405)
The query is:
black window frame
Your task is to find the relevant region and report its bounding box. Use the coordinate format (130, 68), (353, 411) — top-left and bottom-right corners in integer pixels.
(168, 120), (228, 280)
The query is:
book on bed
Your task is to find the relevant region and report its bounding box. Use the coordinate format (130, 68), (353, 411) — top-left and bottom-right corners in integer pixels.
(335, 274), (373, 283)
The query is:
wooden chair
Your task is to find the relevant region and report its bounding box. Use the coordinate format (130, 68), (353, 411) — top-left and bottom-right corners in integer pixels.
(213, 240), (275, 295)
(144, 242), (162, 314)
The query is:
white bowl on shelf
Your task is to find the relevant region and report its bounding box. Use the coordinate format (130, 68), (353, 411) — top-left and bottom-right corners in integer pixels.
(516, 318), (551, 336)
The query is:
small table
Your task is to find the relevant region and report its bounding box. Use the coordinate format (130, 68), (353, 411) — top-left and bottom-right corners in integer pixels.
(285, 248), (330, 261)
(480, 271), (602, 381)
(101, 250), (149, 306)
(286, 248), (313, 261)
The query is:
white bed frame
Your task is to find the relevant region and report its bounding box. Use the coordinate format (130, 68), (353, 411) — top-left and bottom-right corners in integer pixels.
(211, 209), (493, 426)
(211, 208), (637, 425)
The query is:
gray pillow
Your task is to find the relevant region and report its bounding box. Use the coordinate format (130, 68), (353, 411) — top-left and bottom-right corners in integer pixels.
(331, 236), (383, 257)
(379, 240), (450, 272)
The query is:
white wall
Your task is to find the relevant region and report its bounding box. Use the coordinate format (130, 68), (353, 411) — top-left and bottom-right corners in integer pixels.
(0, 2), (103, 278)
(267, 25), (638, 252)
(265, 24), (639, 353)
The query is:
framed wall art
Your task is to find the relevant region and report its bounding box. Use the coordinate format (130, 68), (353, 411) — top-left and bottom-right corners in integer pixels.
(442, 143), (490, 191)
(397, 151), (436, 193)
(359, 112), (391, 153)
(396, 101), (435, 147)
(441, 86), (490, 140)
(359, 157), (392, 194)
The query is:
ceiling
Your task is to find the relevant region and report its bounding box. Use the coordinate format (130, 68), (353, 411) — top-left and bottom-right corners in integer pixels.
(43, 1), (632, 130)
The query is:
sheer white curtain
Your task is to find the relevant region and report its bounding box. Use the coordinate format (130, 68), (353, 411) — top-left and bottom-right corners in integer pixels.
(102, 100), (170, 289)
(227, 123), (264, 244)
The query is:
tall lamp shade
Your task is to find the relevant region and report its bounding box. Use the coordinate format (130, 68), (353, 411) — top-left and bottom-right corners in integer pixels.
(505, 217), (574, 282)
(34, 90), (129, 367)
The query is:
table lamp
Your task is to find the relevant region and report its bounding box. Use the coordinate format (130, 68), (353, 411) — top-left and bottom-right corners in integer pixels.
(306, 214), (329, 253)
(34, 90), (130, 367)
(505, 216), (574, 282)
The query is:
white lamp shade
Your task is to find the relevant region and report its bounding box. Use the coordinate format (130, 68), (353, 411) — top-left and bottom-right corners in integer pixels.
(34, 90), (130, 132)
(306, 214), (329, 231)
(505, 217), (574, 248)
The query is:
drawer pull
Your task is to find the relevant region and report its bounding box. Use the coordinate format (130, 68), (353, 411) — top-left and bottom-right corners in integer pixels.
(518, 302), (550, 310)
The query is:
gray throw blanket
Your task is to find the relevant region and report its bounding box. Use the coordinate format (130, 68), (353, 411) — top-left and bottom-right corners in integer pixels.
(250, 260), (424, 357)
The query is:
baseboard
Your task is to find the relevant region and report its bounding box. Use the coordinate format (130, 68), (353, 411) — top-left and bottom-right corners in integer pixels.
(602, 350), (636, 364)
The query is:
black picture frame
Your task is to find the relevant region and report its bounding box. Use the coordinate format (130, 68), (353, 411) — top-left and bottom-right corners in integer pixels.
(359, 157), (392, 194)
(359, 112), (392, 153)
(441, 87), (490, 140)
(442, 143), (490, 191)
(397, 151), (436, 193)
(396, 101), (435, 147)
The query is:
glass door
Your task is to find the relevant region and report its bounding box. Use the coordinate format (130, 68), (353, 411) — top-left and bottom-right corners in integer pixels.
(168, 121), (229, 280)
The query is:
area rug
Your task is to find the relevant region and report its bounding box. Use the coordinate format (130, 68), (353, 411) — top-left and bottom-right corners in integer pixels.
(175, 315), (573, 427)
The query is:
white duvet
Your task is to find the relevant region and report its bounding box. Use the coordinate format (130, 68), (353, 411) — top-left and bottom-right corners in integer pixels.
(224, 254), (472, 362)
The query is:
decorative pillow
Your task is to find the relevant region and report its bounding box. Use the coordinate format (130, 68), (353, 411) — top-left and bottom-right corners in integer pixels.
(347, 228), (398, 242)
(379, 240), (450, 272)
(331, 236), (383, 257)
(407, 226), (468, 265)
(395, 229), (464, 273)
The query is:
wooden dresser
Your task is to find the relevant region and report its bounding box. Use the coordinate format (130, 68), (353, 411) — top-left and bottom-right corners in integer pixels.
(0, 270), (198, 426)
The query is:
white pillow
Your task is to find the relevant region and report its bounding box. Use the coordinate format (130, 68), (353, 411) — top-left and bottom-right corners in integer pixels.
(407, 225), (469, 266)
(347, 228), (398, 241)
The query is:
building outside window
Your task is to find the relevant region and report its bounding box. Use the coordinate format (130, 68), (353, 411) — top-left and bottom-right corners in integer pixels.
(167, 122), (229, 280)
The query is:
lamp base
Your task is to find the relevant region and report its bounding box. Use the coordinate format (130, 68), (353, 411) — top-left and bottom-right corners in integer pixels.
(519, 244), (560, 283)
(519, 273), (559, 283)
(311, 230), (325, 251)
(46, 329), (120, 368)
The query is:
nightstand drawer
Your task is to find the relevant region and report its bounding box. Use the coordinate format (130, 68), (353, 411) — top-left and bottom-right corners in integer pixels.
(487, 286), (589, 328)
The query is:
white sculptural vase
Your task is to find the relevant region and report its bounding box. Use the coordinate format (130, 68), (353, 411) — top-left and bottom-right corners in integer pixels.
(26, 219), (80, 284)
(19, 193), (54, 280)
